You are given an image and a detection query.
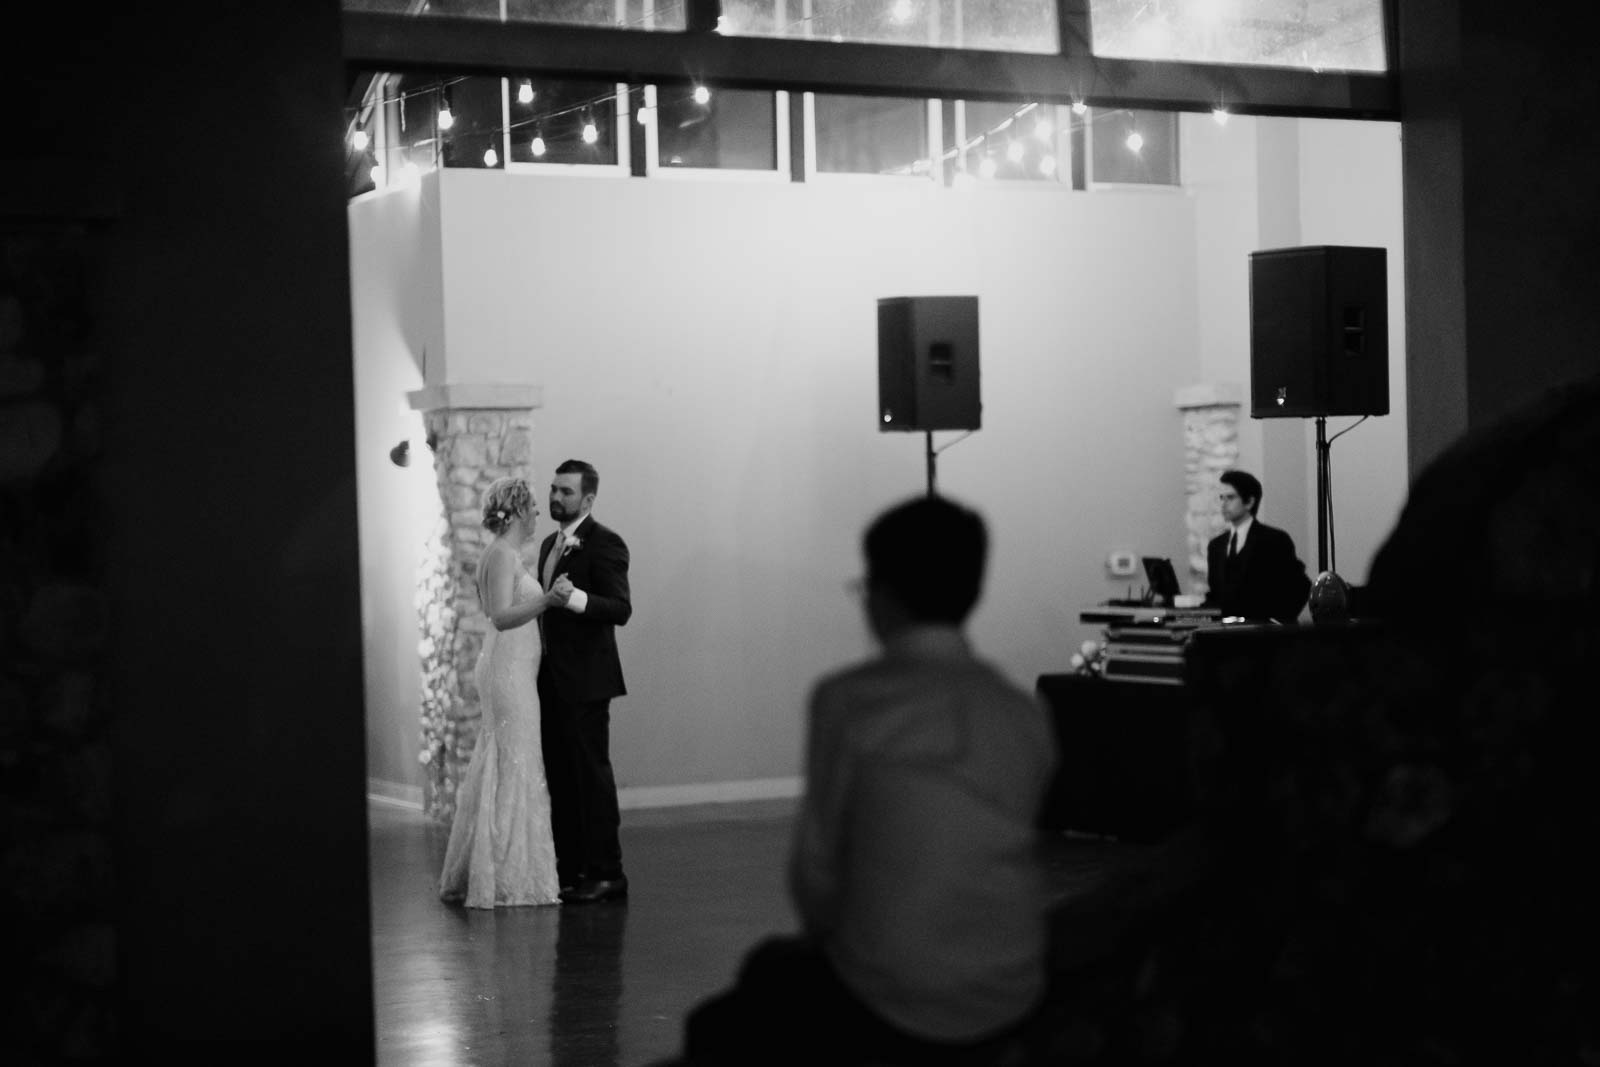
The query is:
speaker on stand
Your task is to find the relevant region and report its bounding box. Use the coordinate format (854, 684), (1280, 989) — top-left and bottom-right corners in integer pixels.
(1249, 246), (1388, 618)
(877, 296), (981, 495)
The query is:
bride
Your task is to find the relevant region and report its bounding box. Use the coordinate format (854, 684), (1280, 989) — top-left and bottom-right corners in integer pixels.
(439, 476), (563, 907)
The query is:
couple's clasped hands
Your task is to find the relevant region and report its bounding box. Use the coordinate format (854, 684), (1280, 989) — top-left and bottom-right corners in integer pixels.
(547, 575), (576, 607)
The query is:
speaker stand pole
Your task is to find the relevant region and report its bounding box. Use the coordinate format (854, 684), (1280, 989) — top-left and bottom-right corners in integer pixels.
(1314, 415), (1330, 573)
(925, 431), (937, 497)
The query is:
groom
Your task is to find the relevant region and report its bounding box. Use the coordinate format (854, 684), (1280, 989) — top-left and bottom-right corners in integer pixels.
(538, 458), (633, 904)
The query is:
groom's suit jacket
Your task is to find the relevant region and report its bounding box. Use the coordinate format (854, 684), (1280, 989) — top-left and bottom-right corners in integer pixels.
(538, 514), (632, 703)
(1204, 520), (1311, 623)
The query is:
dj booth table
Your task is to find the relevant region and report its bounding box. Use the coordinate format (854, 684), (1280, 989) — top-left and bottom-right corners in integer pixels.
(1036, 617), (1387, 844)
(1035, 672), (1194, 843)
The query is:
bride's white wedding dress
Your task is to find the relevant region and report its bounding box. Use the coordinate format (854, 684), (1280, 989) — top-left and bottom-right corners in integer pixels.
(439, 569), (561, 907)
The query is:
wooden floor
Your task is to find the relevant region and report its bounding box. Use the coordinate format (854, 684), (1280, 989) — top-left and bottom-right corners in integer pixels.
(368, 796), (804, 1067)
(369, 797), (1131, 1067)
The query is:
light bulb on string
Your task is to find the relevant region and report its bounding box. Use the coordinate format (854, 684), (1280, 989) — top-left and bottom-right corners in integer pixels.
(531, 133), (547, 157)
(693, 85), (711, 106)
(890, 0), (914, 23)
(1125, 131), (1144, 153)
(1039, 154), (1057, 177)
(484, 145), (499, 167)
(403, 161), (421, 182)
(370, 162), (385, 186)
(978, 155), (998, 179)
(518, 81), (535, 105)
(581, 118), (599, 144)
(1071, 100), (1088, 116)
(1212, 107), (1230, 125)
(1006, 139), (1025, 164)
(1033, 116), (1052, 142)
(352, 129), (370, 152)
(437, 84), (455, 131)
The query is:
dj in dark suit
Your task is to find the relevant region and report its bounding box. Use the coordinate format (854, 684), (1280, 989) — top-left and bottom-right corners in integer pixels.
(537, 459), (633, 903)
(1204, 469), (1312, 623)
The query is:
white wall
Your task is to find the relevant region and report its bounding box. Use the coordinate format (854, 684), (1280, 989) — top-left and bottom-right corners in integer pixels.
(429, 168), (1196, 790)
(349, 174), (446, 794)
(351, 120), (1407, 796)
(1184, 114), (1408, 591)
(1294, 118), (1409, 583)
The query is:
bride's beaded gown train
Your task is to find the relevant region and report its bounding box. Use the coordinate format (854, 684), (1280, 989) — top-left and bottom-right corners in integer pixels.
(439, 570), (561, 907)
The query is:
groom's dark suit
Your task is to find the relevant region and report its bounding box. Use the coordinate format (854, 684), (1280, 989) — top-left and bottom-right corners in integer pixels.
(1205, 520), (1311, 622)
(537, 513), (632, 887)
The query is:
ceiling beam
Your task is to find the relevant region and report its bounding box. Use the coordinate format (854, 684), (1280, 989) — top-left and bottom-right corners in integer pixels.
(341, 12), (1397, 120)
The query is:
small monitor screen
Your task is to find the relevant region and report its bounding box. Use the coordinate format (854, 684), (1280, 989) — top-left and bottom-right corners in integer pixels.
(1142, 557), (1181, 602)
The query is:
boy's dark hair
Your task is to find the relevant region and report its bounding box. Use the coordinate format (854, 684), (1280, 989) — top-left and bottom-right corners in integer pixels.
(555, 458), (599, 497)
(864, 495), (988, 625)
(1221, 469), (1263, 516)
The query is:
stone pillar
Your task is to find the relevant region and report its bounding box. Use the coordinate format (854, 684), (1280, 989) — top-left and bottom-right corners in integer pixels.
(1175, 383), (1243, 596)
(406, 384), (542, 823)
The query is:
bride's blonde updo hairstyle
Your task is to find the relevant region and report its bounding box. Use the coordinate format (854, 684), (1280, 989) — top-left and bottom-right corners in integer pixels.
(481, 476), (534, 534)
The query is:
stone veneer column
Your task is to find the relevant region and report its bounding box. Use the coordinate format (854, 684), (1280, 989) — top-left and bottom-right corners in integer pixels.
(407, 384), (542, 823)
(1175, 383), (1243, 596)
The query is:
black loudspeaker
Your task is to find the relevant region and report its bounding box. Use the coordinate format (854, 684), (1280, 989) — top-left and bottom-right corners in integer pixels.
(877, 296), (981, 432)
(1249, 246), (1389, 418)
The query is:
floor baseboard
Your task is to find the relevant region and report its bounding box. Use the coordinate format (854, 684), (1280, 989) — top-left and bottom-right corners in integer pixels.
(366, 775), (803, 813)
(367, 778), (423, 810)
(618, 776), (802, 810)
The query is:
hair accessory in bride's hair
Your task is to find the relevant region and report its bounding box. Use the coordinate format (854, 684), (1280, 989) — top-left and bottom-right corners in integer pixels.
(482, 476), (534, 533)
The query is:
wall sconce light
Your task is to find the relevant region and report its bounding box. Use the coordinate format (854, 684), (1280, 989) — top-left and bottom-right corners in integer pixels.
(389, 439), (411, 467)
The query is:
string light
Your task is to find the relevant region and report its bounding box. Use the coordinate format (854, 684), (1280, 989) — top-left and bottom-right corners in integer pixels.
(370, 161), (385, 186)
(484, 145), (499, 167)
(402, 161), (421, 183)
(890, 0), (914, 23)
(352, 129), (370, 152)
(1212, 107), (1230, 125)
(351, 79), (1150, 192)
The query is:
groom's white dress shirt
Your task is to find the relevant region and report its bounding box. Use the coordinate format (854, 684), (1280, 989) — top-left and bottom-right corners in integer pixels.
(549, 515), (589, 614)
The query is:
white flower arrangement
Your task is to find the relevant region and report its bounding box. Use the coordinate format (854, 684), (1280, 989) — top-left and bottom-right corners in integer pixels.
(1070, 637), (1108, 677)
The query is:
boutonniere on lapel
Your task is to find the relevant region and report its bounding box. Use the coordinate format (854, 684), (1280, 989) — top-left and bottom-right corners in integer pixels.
(561, 535), (582, 557)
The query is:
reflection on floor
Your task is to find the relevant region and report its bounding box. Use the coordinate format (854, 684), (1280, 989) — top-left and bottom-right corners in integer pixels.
(368, 797), (800, 1067)
(369, 796), (1137, 1067)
